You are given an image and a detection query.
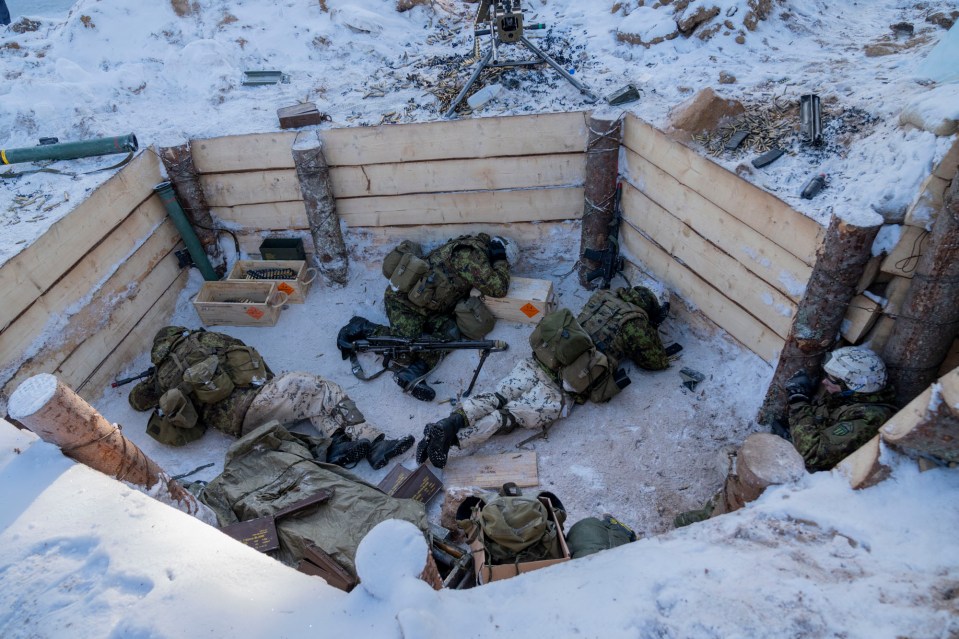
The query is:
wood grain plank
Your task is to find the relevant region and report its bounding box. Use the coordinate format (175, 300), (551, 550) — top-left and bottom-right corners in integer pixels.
(442, 451), (539, 489)
(190, 132), (297, 173)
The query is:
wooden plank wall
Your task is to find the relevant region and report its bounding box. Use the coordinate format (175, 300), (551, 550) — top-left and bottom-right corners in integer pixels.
(0, 151), (188, 411)
(190, 112), (590, 255)
(620, 115), (826, 363)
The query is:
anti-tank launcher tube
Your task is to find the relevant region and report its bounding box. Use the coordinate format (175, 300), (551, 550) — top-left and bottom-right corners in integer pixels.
(1, 134), (138, 166)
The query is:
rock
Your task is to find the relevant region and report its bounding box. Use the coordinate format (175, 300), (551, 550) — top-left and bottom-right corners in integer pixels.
(719, 71), (736, 84)
(677, 5), (720, 35)
(667, 87), (746, 140)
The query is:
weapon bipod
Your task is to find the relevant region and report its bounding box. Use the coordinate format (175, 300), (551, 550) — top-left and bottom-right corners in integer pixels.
(443, 32), (597, 118)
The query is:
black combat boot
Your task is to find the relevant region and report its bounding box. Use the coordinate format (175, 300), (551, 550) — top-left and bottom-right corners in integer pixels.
(394, 360), (436, 402)
(422, 412), (465, 469)
(367, 434), (415, 470)
(326, 429), (372, 469)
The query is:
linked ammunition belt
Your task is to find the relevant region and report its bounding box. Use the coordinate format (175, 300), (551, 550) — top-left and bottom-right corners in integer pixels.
(245, 268), (297, 280)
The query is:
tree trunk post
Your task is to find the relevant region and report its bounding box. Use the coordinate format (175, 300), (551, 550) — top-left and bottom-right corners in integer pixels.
(578, 115), (622, 288)
(758, 215), (882, 426)
(8, 374), (218, 526)
(158, 142), (227, 277)
(292, 131), (349, 286)
(711, 433), (805, 517)
(882, 172), (959, 406)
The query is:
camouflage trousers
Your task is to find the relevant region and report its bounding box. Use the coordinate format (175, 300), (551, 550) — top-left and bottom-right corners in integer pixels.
(242, 371), (383, 443)
(456, 358), (568, 451)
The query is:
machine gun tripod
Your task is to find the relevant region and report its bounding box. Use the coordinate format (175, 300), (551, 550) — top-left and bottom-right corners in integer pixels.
(444, 0), (597, 118)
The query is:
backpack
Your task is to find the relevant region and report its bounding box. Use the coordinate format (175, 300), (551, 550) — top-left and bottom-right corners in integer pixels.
(382, 240), (428, 293)
(457, 489), (567, 565)
(576, 289), (647, 363)
(529, 308), (593, 372)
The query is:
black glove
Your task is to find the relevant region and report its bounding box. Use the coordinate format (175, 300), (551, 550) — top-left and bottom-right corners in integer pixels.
(487, 237), (507, 264)
(336, 316), (376, 359)
(784, 370), (815, 402)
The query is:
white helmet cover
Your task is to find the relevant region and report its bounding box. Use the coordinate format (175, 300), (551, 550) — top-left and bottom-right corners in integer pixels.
(822, 346), (887, 393)
(493, 236), (519, 266)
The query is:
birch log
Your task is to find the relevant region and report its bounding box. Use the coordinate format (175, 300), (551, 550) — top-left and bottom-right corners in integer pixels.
(292, 131), (348, 285)
(882, 172), (959, 405)
(158, 142), (226, 276)
(758, 216), (881, 426)
(8, 373), (217, 525)
(578, 115), (622, 289)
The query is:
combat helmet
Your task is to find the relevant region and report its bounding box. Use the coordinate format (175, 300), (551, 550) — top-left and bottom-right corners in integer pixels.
(822, 346), (887, 393)
(492, 235), (519, 265)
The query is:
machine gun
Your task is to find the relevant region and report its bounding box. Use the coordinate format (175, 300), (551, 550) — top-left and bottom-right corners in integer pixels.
(345, 336), (508, 397)
(583, 182), (626, 290)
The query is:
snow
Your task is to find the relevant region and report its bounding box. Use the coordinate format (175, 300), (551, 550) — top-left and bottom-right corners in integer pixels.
(6, 372), (57, 419)
(2, 1), (959, 637)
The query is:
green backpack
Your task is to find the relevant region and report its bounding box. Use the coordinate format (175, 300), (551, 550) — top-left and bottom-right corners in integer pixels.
(529, 308), (593, 372)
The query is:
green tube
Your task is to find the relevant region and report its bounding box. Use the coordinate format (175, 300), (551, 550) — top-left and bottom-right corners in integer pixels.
(1, 134), (138, 165)
(153, 181), (219, 282)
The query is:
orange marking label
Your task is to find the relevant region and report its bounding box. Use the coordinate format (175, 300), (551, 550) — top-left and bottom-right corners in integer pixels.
(277, 282), (295, 295)
(246, 307), (265, 320)
(520, 303), (540, 318)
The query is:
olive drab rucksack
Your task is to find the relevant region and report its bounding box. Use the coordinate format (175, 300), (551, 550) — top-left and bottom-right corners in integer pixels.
(576, 288), (648, 363)
(529, 307), (629, 404)
(382, 234), (492, 314)
(129, 326), (273, 445)
(456, 488), (567, 565)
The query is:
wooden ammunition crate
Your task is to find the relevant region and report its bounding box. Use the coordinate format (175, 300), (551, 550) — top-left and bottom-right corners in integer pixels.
(227, 259), (316, 304)
(193, 281), (287, 327)
(476, 277), (556, 324)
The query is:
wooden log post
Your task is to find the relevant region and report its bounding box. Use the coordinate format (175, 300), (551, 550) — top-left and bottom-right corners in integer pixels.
(8, 373), (218, 526)
(880, 366), (959, 463)
(758, 215), (882, 427)
(711, 433), (806, 516)
(292, 131), (349, 286)
(882, 172), (959, 406)
(578, 115), (622, 289)
(158, 142), (227, 276)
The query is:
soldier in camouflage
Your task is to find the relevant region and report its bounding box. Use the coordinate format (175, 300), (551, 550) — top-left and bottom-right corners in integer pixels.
(416, 285), (674, 468)
(337, 234), (513, 402)
(129, 327), (412, 469)
(784, 346), (896, 472)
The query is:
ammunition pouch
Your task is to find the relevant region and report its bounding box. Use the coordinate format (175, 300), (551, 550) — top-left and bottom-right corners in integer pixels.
(389, 253), (430, 293)
(183, 355), (234, 404)
(222, 345), (269, 387)
(147, 388), (206, 446)
(382, 240), (423, 279)
(454, 296), (496, 340)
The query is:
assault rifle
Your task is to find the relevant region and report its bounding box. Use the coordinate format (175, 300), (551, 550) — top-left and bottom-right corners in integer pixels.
(111, 366), (155, 388)
(583, 182), (626, 290)
(346, 336), (508, 397)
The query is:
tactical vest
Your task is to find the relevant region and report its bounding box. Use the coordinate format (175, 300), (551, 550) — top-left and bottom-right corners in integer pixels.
(383, 234), (490, 313)
(576, 289), (648, 363)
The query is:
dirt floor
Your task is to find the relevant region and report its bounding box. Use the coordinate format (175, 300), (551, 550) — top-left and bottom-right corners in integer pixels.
(95, 226), (774, 539)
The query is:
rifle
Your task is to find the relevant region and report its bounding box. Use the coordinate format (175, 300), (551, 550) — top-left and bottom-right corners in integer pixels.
(583, 182), (626, 290)
(111, 366), (155, 388)
(346, 336), (508, 397)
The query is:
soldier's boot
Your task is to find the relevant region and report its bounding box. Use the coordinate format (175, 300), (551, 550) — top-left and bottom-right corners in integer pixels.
(673, 505), (714, 529)
(367, 434), (415, 470)
(394, 360), (436, 402)
(327, 429), (372, 469)
(423, 412), (465, 469)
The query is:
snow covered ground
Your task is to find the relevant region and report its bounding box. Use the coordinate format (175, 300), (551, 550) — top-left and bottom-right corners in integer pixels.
(1, 1), (958, 637)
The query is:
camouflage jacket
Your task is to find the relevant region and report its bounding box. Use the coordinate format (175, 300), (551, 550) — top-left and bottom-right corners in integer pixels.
(788, 386), (896, 472)
(426, 234), (510, 308)
(577, 288), (669, 371)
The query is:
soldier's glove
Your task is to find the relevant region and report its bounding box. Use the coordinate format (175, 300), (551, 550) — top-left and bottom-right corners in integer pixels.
(487, 237), (508, 264)
(336, 316), (377, 360)
(784, 369), (815, 403)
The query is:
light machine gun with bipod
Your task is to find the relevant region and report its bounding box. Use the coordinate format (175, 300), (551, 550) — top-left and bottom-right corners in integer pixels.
(344, 335), (508, 398)
(444, 0), (598, 118)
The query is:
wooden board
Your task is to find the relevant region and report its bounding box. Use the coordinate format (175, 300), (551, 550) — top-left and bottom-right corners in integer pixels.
(623, 114), (823, 265)
(212, 201), (309, 230)
(0, 198), (171, 375)
(190, 132), (297, 173)
(478, 277), (555, 324)
(835, 434), (890, 490)
(880, 225), (928, 279)
(328, 153), (585, 199)
(0, 150), (163, 332)
(319, 112), (589, 166)
(1, 220), (181, 388)
(620, 223), (785, 363)
(336, 187), (584, 227)
(441, 451), (539, 489)
(622, 183), (796, 338)
(200, 169), (302, 207)
(880, 386), (933, 443)
(622, 150), (813, 299)
(78, 270), (188, 401)
(840, 294), (881, 344)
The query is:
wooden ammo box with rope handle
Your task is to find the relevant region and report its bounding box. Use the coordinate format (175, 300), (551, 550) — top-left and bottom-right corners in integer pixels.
(227, 259), (317, 304)
(193, 280), (288, 327)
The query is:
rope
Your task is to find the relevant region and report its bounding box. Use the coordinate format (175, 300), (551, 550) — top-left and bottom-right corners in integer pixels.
(60, 423), (122, 453)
